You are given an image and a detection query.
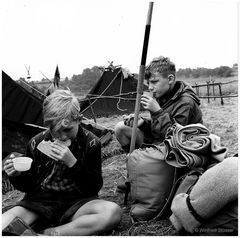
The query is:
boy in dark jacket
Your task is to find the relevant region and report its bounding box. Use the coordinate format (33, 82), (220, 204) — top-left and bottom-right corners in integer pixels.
(115, 56), (203, 150)
(3, 90), (122, 236)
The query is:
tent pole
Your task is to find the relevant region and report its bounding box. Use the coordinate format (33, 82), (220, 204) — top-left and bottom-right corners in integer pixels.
(87, 96), (97, 123)
(130, 2), (153, 153)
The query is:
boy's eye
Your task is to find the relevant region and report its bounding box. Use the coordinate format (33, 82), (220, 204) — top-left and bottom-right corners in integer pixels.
(149, 80), (158, 84)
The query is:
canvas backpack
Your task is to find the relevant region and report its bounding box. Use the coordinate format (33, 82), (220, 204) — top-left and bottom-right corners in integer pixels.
(126, 144), (179, 222)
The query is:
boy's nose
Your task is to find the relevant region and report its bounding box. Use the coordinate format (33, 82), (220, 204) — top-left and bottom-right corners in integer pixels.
(148, 85), (153, 91)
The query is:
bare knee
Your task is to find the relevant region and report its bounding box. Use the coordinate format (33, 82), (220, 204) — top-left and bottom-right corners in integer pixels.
(105, 202), (122, 226)
(114, 121), (131, 145)
(114, 121), (126, 137)
(97, 202), (122, 232)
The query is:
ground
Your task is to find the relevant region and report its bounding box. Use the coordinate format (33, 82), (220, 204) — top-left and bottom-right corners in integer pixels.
(2, 97), (238, 235)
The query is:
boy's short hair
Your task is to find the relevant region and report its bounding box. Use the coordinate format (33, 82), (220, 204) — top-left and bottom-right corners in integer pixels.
(43, 90), (81, 132)
(145, 56), (176, 79)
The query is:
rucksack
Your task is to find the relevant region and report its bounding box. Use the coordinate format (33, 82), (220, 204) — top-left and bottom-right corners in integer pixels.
(127, 144), (179, 221)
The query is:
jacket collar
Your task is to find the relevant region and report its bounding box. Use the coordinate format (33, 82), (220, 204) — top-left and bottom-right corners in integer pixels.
(157, 81), (200, 109)
(157, 81), (182, 107)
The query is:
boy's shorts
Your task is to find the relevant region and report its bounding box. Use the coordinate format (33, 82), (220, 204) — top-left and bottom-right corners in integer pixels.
(16, 189), (98, 226)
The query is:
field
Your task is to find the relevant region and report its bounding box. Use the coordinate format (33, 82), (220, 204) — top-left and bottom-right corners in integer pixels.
(2, 94), (238, 235)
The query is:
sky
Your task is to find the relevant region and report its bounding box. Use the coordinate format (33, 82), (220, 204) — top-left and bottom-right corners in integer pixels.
(1, 0), (239, 81)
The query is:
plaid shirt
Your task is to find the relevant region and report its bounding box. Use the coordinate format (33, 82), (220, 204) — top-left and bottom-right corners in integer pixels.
(41, 161), (79, 192)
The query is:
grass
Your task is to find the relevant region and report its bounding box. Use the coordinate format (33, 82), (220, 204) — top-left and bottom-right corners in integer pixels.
(200, 97), (238, 155)
(2, 96), (238, 235)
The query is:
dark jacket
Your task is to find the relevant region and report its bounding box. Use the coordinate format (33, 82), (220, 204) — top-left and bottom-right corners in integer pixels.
(140, 81), (203, 144)
(9, 126), (103, 197)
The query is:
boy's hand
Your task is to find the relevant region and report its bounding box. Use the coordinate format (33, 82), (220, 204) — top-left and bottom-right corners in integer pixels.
(3, 155), (21, 177)
(141, 95), (161, 113)
(50, 141), (77, 167)
(123, 114), (144, 128)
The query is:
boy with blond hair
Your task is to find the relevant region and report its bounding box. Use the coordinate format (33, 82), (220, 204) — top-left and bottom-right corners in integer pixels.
(3, 90), (122, 236)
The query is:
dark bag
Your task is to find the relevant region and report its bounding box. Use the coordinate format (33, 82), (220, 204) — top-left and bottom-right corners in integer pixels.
(174, 168), (204, 196)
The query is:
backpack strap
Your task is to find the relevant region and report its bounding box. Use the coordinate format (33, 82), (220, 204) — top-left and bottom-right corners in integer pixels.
(124, 181), (131, 205)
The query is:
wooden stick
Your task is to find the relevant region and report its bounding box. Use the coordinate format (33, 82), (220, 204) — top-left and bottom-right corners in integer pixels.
(87, 96), (97, 123)
(130, 2), (154, 153)
(218, 83), (224, 105)
(206, 81), (210, 103)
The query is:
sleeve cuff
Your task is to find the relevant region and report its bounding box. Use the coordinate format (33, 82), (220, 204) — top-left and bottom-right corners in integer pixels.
(151, 109), (163, 119)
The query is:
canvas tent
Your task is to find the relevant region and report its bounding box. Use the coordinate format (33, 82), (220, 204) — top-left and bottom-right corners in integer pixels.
(80, 67), (148, 118)
(2, 71), (45, 157)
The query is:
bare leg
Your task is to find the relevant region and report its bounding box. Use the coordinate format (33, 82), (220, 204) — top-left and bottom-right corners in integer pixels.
(114, 121), (144, 149)
(41, 200), (122, 236)
(2, 206), (39, 230)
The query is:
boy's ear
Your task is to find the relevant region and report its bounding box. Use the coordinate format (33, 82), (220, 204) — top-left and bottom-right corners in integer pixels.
(168, 74), (175, 84)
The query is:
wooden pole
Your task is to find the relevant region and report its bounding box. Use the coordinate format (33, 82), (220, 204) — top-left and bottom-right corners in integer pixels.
(211, 79), (216, 100)
(130, 2), (154, 153)
(218, 83), (224, 105)
(195, 82), (199, 96)
(206, 81), (210, 103)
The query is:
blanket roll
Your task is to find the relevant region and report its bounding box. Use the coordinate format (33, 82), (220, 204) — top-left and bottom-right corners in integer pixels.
(164, 123), (227, 168)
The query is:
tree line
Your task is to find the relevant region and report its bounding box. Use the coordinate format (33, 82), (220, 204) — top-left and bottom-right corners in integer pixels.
(65, 64), (237, 95)
(68, 66), (102, 96)
(176, 64), (237, 78)
(18, 63), (237, 97)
